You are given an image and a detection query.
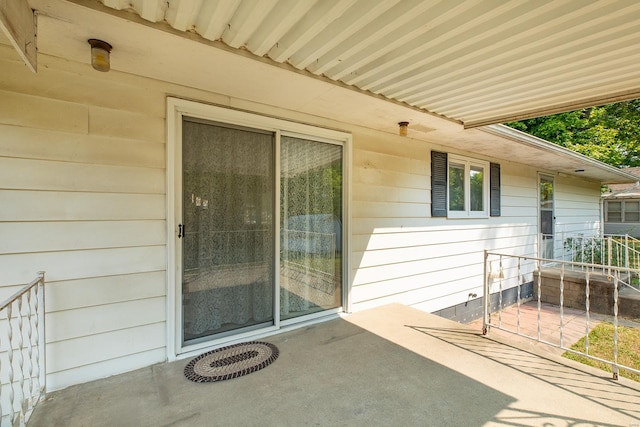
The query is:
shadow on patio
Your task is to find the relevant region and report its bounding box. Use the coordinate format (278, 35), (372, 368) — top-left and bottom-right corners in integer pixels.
(30, 304), (640, 426)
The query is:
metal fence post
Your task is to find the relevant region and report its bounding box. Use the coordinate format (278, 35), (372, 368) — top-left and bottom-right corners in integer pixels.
(482, 250), (489, 335)
(613, 272), (619, 380)
(608, 236), (612, 275)
(38, 272), (46, 399)
(625, 234), (629, 269)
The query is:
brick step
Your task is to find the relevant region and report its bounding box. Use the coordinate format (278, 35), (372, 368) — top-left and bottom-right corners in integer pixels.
(534, 268), (640, 320)
(619, 286), (640, 319)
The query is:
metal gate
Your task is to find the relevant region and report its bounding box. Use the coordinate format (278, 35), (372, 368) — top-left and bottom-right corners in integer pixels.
(483, 250), (640, 380)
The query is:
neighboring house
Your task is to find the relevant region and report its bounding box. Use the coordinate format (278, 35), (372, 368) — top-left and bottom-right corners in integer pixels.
(603, 167), (640, 237)
(1, 1), (638, 393)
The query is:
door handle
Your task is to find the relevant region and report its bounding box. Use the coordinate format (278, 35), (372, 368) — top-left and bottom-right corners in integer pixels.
(178, 224), (184, 238)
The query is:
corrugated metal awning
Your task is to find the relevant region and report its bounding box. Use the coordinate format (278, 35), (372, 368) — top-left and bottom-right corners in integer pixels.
(20, 0), (636, 184)
(95, 0), (640, 128)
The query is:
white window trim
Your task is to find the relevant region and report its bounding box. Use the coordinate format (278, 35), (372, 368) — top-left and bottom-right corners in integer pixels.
(605, 200), (621, 222)
(606, 199), (640, 223)
(447, 154), (490, 218)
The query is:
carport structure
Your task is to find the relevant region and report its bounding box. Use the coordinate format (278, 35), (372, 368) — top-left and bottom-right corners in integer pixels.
(54, 0), (640, 128)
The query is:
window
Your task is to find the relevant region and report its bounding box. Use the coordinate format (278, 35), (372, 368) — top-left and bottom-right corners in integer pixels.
(448, 161), (465, 211)
(607, 201), (621, 222)
(625, 201), (639, 222)
(606, 200), (640, 223)
(431, 151), (500, 218)
(447, 155), (489, 217)
(168, 98), (350, 353)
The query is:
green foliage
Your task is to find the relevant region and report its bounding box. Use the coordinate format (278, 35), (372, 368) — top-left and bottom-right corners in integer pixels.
(449, 164), (464, 210)
(506, 100), (640, 167)
(563, 237), (604, 265)
(470, 168), (484, 211)
(563, 322), (640, 382)
(563, 236), (640, 268)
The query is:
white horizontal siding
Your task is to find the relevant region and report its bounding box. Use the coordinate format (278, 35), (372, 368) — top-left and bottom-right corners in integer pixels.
(0, 221), (166, 255)
(89, 106), (165, 142)
(0, 157), (164, 194)
(0, 124), (165, 168)
(352, 183), (428, 203)
(0, 246), (166, 286)
(0, 89), (88, 133)
(47, 271), (166, 312)
(353, 149), (428, 176)
(0, 50), (165, 117)
(352, 201), (430, 219)
(0, 47), (168, 391)
(555, 176), (602, 238)
(353, 168), (429, 190)
(352, 224), (536, 251)
(47, 348), (166, 392)
(349, 138), (601, 314)
(0, 191), (166, 222)
(45, 323), (165, 377)
(47, 297), (166, 343)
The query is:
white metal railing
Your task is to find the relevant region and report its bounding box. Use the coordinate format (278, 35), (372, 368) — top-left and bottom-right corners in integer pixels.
(541, 233), (640, 295)
(483, 252), (639, 381)
(0, 273), (46, 427)
(557, 233), (640, 272)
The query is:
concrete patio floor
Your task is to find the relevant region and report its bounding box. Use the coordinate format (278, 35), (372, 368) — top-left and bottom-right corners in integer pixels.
(29, 304), (640, 426)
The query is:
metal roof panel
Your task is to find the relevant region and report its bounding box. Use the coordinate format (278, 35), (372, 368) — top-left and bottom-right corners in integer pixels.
(94, 0), (640, 127)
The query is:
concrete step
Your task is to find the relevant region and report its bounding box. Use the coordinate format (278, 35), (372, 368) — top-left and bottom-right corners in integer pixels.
(619, 286), (640, 319)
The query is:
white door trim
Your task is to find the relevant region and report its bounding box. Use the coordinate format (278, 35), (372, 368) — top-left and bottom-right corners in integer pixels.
(166, 97), (352, 359)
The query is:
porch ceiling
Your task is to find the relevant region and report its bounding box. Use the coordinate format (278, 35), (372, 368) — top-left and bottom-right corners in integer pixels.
(17, 0), (639, 184)
(92, 0), (640, 128)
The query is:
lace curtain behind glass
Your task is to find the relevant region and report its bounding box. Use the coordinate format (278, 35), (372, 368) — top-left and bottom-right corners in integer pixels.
(182, 119), (274, 341)
(280, 136), (343, 319)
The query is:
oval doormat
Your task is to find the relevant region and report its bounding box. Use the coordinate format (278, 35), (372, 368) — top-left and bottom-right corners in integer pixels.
(184, 341), (279, 383)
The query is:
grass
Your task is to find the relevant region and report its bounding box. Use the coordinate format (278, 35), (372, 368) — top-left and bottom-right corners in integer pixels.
(562, 322), (640, 382)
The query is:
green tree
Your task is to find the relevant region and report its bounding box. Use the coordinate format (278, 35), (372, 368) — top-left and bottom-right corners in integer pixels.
(506, 100), (640, 167)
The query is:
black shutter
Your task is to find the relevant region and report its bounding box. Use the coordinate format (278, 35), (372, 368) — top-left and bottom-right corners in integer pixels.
(490, 162), (501, 217)
(431, 151), (448, 217)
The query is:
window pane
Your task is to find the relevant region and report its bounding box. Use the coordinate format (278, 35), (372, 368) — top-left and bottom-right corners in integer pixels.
(470, 166), (484, 212)
(607, 201), (622, 222)
(449, 162), (465, 211)
(624, 201), (639, 212)
(625, 201), (639, 222)
(182, 120), (274, 343)
(540, 177), (554, 209)
(280, 136), (343, 320)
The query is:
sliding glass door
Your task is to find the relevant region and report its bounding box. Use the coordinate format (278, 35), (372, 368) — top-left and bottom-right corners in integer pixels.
(178, 115), (344, 348)
(182, 119), (275, 344)
(280, 136), (343, 320)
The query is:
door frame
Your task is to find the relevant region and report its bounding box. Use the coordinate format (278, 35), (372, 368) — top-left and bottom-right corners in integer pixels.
(166, 97), (352, 359)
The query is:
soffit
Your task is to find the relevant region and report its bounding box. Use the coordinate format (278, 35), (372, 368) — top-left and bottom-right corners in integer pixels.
(18, 0), (638, 184)
(90, 0), (640, 128)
